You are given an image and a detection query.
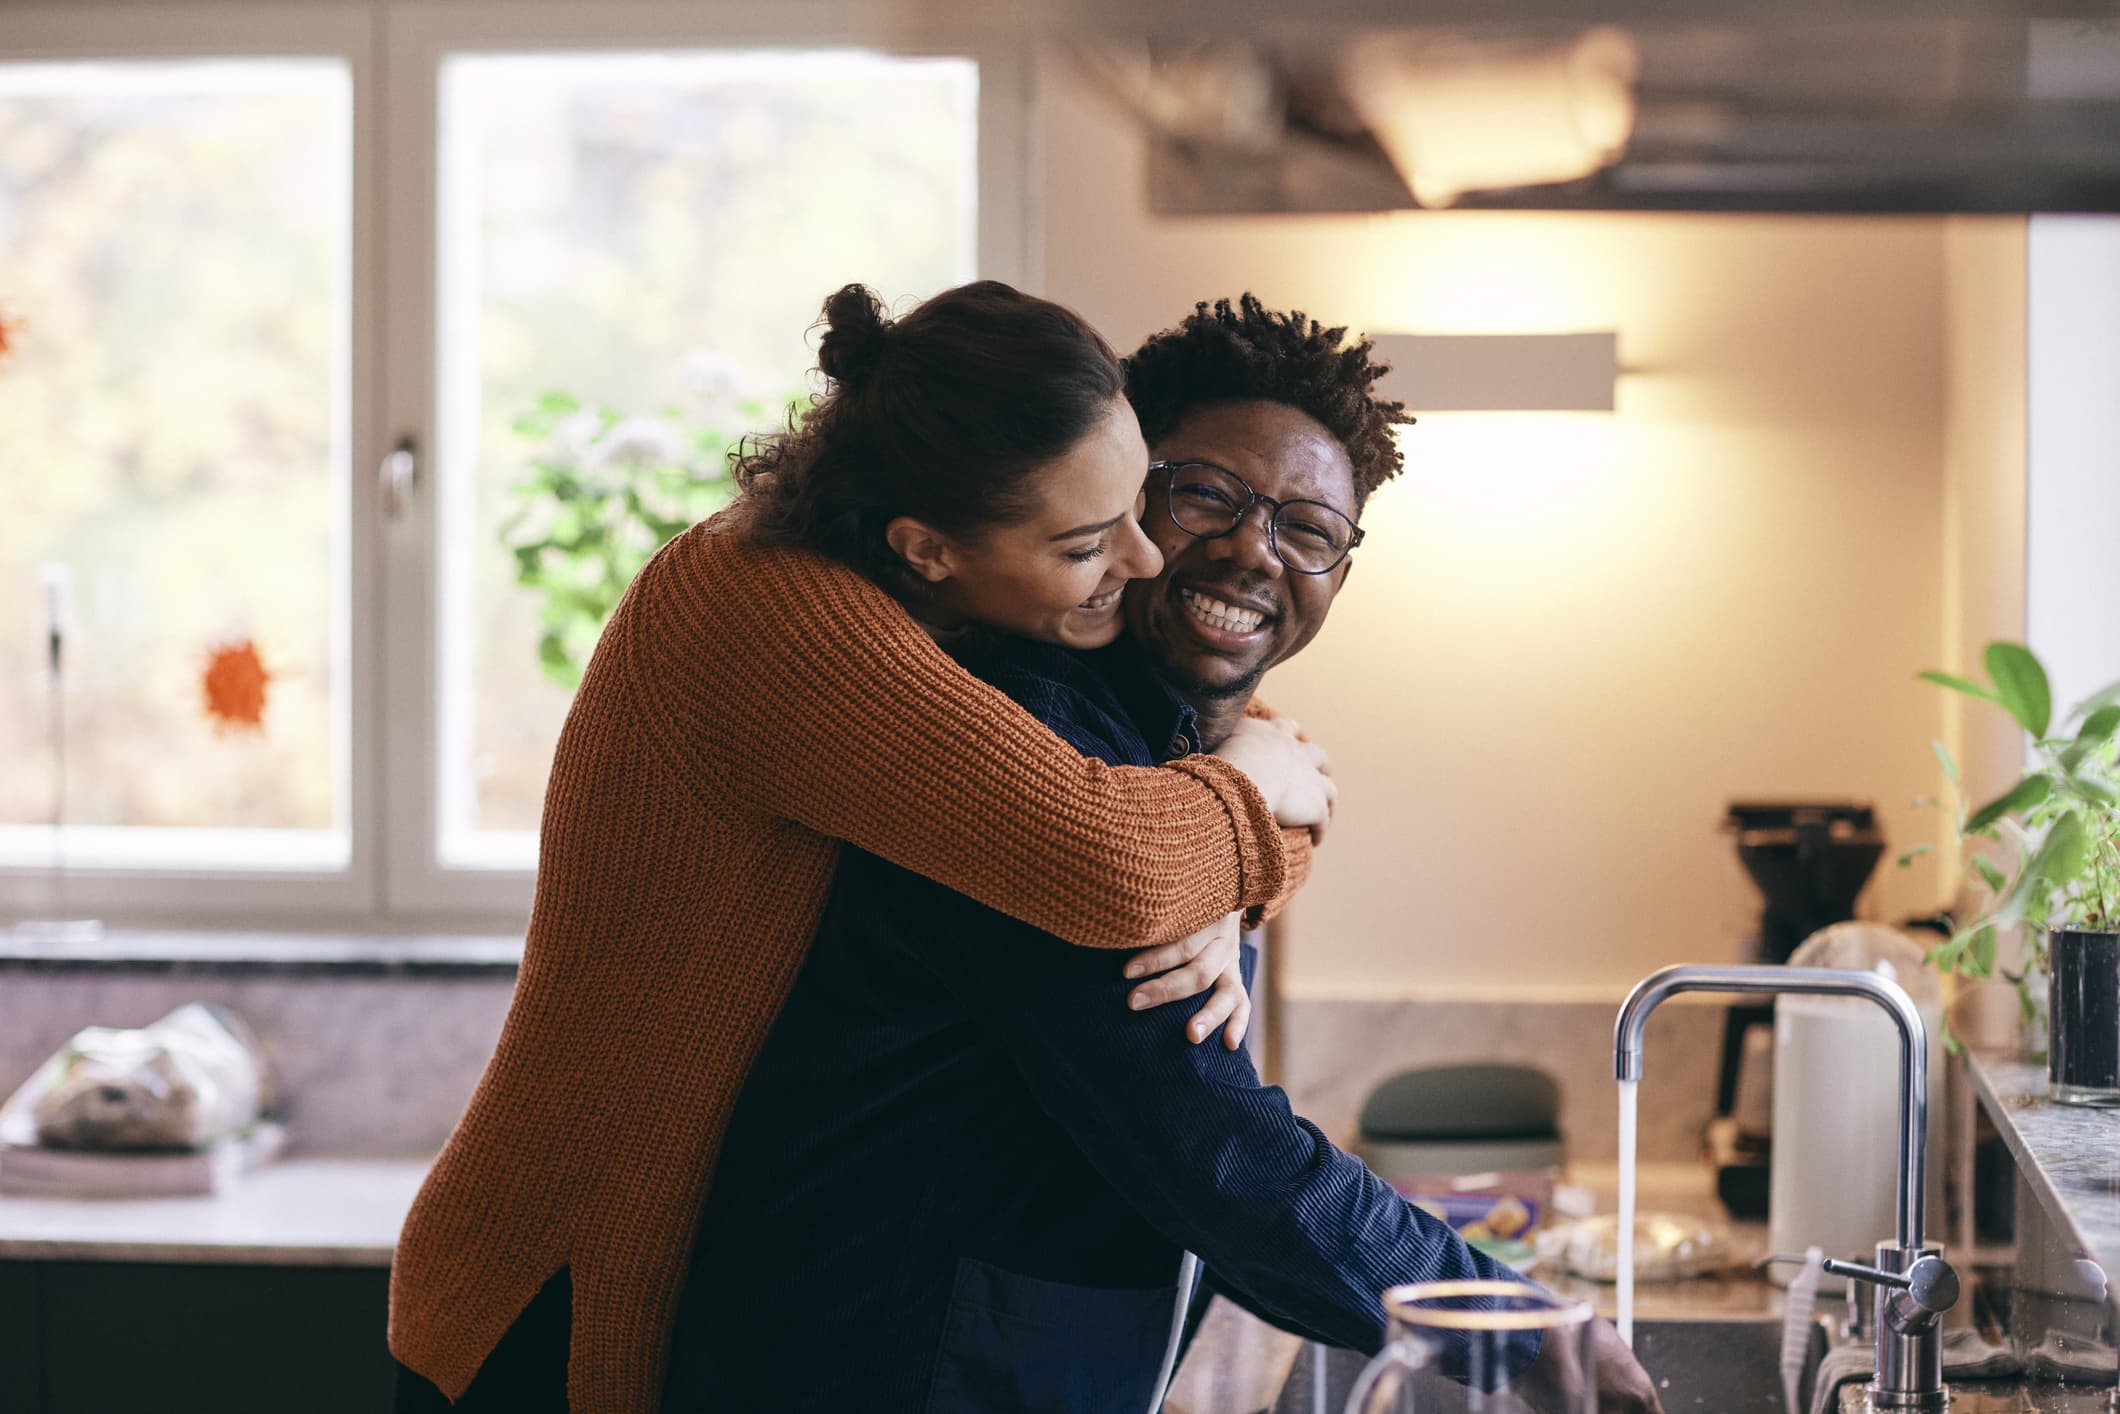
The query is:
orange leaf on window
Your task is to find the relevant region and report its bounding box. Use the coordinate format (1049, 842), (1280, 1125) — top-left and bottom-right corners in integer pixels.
(202, 639), (272, 733)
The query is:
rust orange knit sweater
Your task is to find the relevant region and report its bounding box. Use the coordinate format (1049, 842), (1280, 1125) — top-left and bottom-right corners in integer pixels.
(387, 514), (1311, 1413)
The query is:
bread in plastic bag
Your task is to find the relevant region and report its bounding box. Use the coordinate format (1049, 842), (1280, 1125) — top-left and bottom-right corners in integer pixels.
(22, 1003), (273, 1152)
(1534, 1212), (1731, 1283)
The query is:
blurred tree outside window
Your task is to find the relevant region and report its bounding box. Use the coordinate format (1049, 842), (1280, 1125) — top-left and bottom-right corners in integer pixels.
(435, 51), (977, 867)
(0, 44), (979, 907)
(0, 60), (350, 870)
(0, 43), (980, 908)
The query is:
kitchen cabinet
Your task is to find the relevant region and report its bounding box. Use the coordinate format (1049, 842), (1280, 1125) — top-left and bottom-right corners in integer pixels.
(0, 1260), (393, 1414)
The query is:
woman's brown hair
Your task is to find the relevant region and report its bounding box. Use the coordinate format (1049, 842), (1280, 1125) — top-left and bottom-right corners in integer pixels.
(735, 281), (1126, 597)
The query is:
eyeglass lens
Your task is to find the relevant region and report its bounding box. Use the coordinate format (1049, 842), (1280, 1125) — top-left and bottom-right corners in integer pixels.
(1165, 463), (1356, 573)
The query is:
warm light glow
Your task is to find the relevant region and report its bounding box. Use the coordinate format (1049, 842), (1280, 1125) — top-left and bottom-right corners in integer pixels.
(1342, 27), (1641, 209)
(1385, 413), (1629, 545)
(1332, 215), (1630, 334)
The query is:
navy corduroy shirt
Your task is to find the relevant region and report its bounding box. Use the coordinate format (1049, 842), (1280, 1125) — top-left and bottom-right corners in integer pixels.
(662, 635), (1521, 1413)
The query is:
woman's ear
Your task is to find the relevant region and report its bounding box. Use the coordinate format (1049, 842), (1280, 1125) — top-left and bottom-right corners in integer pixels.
(884, 516), (957, 584)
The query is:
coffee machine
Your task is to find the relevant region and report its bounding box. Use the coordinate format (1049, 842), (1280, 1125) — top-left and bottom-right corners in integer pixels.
(1711, 801), (1886, 1215)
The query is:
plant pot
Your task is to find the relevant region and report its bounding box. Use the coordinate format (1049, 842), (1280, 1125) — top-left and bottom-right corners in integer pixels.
(2048, 928), (2120, 1106)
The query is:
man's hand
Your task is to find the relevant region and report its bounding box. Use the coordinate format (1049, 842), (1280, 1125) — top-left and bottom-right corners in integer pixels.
(1515, 1317), (1663, 1414)
(1586, 1317), (1662, 1414)
(1124, 912), (1251, 1050)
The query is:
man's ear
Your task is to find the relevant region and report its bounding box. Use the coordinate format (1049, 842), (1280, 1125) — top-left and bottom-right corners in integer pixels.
(885, 516), (957, 584)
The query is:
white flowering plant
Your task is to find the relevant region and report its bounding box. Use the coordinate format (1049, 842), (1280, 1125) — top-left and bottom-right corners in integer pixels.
(501, 363), (795, 688)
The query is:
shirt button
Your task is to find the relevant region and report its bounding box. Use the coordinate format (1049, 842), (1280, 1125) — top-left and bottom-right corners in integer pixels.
(1170, 734), (1193, 756)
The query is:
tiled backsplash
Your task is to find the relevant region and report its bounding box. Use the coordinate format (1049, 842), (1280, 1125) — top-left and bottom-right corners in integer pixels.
(0, 944), (1717, 1164)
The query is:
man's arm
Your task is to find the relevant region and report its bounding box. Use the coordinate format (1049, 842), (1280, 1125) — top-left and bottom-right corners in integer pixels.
(905, 882), (1518, 1357)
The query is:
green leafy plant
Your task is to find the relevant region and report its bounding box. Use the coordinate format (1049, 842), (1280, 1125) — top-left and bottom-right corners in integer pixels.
(501, 386), (791, 688)
(1910, 642), (2120, 1041)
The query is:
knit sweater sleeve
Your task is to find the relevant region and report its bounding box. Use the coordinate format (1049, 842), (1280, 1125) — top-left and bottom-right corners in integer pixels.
(620, 525), (1296, 950)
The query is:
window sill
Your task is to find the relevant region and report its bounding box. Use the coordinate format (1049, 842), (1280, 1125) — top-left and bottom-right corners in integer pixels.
(0, 928), (521, 977)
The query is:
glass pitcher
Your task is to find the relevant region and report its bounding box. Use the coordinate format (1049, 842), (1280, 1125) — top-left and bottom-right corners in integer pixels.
(1343, 1280), (1595, 1414)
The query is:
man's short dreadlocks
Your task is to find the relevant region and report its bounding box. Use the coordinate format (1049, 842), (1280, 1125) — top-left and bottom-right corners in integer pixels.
(1124, 295), (1413, 511)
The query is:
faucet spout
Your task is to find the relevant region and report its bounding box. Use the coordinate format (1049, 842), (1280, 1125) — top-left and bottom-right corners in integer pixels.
(1611, 963), (1928, 1250)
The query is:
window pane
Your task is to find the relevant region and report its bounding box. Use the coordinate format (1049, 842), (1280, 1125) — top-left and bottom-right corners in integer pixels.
(0, 60), (351, 871)
(436, 50), (978, 867)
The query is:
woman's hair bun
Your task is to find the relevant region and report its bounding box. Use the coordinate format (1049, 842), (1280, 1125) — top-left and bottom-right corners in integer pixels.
(817, 283), (892, 388)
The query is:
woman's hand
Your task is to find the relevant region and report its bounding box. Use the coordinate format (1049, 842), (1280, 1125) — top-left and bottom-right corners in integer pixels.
(1123, 912), (1252, 1050)
(1212, 714), (1336, 842)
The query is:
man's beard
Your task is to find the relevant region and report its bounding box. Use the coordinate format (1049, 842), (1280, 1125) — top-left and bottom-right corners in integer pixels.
(1152, 655), (1269, 705)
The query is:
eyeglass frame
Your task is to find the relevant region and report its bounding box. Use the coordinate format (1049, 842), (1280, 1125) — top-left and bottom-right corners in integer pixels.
(1146, 459), (1365, 575)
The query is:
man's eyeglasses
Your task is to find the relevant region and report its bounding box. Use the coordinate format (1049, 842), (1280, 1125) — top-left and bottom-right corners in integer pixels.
(1149, 460), (1364, 575)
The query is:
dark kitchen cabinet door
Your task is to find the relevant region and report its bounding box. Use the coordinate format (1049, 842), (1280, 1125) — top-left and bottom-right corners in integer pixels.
(4, 1260), (394, 1414)
(0, 1262), (42, 1411)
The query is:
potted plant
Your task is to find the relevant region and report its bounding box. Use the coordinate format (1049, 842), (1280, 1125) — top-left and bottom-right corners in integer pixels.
(1914, 643), (2120, 1103)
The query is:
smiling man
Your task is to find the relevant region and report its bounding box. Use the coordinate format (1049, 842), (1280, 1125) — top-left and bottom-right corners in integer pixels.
(1120, 295), (1400, 752)
(1112, 297), (1655, 1410)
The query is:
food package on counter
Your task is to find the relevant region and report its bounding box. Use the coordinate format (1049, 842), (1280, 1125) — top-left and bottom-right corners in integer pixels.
(1354, 1064), (1568, 1268)
(1535, 1212), (1732, 1283)
(13, 1003), (276, 1151)
(1396, 1170), (1556, 1267)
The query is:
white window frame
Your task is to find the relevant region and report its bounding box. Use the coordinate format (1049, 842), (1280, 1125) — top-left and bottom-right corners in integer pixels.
(0, 0), (1036, 931)
(0, 3), (383, 928)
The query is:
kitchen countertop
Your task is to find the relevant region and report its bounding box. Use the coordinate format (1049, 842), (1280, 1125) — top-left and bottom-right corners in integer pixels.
(2, 1066), (2100, 1408)
(0, 1149), (1773, 1390)
(0, 1152), (1804, 1410)
(0, 1155), (1759, 1283)
(1967, 1050), (2120, 1294)
(0, 1155), (425, 1266)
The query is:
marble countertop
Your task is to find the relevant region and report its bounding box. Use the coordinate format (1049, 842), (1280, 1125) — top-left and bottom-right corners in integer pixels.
(1967, 1051), (2120, 1287)
(0, 1156), (427, 1266)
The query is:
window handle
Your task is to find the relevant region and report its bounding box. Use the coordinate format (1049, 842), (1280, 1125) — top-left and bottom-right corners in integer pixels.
(379, 435), (418, 520)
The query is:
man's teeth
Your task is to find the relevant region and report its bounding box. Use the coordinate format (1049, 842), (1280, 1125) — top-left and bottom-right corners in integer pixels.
(1182, 589), (1265, 633)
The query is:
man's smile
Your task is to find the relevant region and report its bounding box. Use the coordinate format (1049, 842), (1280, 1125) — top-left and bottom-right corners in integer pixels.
(1174, 581), (1278, 649)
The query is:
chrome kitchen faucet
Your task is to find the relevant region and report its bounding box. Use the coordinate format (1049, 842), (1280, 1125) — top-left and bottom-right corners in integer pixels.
(1614, 965), (1957, 1411)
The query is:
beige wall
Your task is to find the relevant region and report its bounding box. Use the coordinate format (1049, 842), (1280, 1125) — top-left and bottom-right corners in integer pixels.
(1038, 57), (1984, 996)
(1940, 221), (2030, 851)
(1936, 217), (2029, 1030)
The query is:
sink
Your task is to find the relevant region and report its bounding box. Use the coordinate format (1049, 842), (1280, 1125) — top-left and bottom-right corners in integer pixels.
(1270, 1316), (1831, 1413)
(1633, 1316), (1829, 1412)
